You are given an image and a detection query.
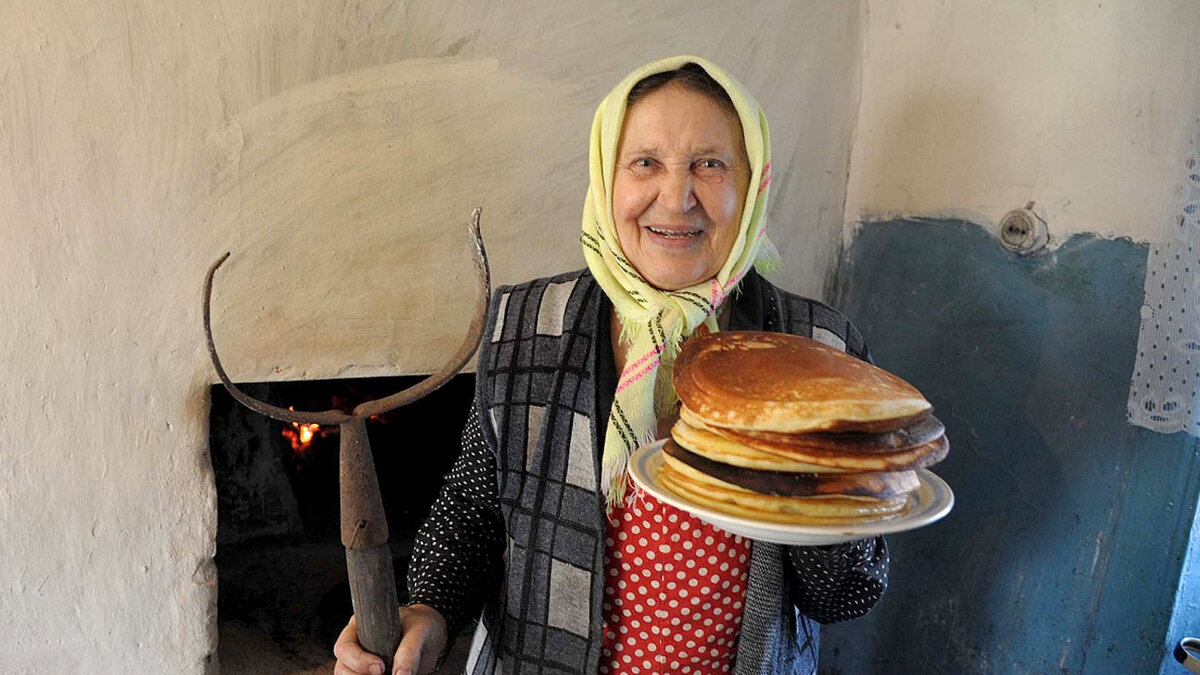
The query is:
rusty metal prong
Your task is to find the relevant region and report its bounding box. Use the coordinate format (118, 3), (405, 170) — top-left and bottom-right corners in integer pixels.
(203, 252), (352, 426)
(354, 207), (491, 418)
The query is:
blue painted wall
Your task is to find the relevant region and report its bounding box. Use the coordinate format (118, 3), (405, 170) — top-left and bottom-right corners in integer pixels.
(818, 219), (1200, 674)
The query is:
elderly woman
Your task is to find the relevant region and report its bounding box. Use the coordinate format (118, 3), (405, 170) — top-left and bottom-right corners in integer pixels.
(335, 56), (887, 675)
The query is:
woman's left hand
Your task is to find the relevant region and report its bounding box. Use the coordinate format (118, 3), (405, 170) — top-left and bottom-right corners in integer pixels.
(332, 604), (448, 675)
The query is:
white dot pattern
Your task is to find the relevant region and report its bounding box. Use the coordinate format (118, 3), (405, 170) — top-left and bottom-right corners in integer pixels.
(599, 490), (749, 674)
(1129, 151), (1200, 436)
(408, 409), (506, 636)
(786, 538), (888, 624)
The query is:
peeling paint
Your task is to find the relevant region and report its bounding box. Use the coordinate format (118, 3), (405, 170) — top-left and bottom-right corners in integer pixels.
(821, 220), (1200, 675)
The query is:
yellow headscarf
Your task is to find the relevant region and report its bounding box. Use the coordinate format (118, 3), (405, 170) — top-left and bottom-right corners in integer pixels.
(581, 55), (779, 510)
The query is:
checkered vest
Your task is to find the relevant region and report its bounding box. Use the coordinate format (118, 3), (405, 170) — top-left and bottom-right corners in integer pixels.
(463, 269), (869, 674)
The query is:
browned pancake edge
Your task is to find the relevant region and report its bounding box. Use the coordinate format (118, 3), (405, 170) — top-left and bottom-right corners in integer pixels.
(658, 460), (910, 524)
(674, 331), (932, 433)
(672, 417), (949, 472)
(662, 439), (919, 498)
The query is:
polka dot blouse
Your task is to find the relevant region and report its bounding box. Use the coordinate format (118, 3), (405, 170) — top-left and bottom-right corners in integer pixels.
(408, 409), (506, 636)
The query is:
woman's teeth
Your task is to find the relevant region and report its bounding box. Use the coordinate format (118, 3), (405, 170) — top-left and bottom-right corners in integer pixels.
(647, 227), (701, 238)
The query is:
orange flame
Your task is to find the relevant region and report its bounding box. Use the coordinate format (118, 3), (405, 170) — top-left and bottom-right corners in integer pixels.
(281, 407), (329, 453)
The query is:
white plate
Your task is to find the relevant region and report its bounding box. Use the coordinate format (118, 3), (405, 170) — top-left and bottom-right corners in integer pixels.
(627, 440), (954, 546)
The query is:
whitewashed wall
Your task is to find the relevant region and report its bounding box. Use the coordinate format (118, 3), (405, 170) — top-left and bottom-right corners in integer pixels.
(0, 2), (861, 672)
(846, 0), (1200, 242)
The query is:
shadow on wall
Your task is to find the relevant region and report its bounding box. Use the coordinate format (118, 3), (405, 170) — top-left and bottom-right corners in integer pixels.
(819, 220), (1200, 674)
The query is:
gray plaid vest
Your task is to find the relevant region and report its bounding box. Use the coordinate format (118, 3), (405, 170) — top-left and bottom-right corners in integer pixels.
(463, 269), (868, 674)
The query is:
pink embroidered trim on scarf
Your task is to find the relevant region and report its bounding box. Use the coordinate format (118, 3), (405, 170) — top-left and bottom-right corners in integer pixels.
(615, 357), (661, 394)
(724, 268), (748, 293)
(758, 162), (772, 195)
(619, 344), (664, 377)
(615, 329), (671, 396)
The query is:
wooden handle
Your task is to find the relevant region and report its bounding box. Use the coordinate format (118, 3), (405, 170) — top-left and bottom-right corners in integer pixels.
(347, 543), (403, 668)
(340, 418), (401, 666)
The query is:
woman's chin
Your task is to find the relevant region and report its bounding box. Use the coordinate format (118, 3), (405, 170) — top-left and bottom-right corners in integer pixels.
(625, 237), (725, 291)
(645, 267), (712, 291)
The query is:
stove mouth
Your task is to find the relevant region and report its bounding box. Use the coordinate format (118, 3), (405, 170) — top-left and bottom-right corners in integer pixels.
(208, 373), (473, 673)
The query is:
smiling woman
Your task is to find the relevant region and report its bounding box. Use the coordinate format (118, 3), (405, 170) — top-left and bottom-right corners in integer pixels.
(612, 68), (751, 291)
(334, 56), (887, 675)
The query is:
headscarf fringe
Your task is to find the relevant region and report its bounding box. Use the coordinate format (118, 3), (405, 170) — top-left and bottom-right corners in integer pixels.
(754, 236), (783, 275)
(601, 454), (630, 513)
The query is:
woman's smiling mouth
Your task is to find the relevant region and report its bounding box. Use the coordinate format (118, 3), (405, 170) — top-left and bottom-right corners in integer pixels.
(645, 225), (704, 239)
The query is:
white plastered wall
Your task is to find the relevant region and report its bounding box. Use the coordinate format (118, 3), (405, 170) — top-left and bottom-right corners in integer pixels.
(0, 2), (861, 671)
(846, 0), (1200, 242)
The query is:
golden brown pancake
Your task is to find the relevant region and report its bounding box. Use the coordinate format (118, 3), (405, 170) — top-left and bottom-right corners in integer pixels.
(673, 416), (949, 472)
(662, 440), (918, 498)
(674, 331), (931, 433)
(680, 406), (945, 451)
(659, 458), (909, 524)
(657, 330), (948, 526)
(671, 419), (853, 473)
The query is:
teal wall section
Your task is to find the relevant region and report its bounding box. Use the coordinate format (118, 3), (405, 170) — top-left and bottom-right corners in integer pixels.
(819, 219), (1200, 674)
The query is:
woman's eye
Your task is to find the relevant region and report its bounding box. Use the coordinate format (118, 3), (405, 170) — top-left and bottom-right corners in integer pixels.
(633, 158), (656, 168)
(697, 159), (726, 170)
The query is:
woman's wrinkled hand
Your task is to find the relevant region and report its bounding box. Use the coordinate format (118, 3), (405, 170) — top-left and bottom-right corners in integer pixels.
(333, 604), (449, 675)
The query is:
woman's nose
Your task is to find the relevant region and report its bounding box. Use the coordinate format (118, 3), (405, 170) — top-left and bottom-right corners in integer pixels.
(658, 168), (697, 213)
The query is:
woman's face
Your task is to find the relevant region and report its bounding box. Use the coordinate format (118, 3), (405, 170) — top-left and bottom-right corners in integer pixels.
(612, 82), (750, 292)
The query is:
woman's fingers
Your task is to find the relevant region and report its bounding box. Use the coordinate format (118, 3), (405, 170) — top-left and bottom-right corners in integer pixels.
(334, 661), (383, 675)
(391, 632), (426, 675)
(334, 606), (448, 675)
(393, 604), (449, 675)
(332, 616), (386, 675)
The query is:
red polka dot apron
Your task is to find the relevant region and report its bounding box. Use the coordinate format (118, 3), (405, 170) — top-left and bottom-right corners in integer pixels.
(600, 489), (751, 674)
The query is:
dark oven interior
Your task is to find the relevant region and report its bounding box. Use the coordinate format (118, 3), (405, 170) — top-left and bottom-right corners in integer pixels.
(208, 374), (473, 673)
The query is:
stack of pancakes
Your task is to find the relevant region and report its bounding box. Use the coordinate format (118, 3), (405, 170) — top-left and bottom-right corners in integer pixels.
(661, 331), (948, 525)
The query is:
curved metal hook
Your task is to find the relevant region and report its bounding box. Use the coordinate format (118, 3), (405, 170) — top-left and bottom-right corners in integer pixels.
(203, 252), (353, 425)
(353, 207), (491, 417)
(202, 207), (490, 423)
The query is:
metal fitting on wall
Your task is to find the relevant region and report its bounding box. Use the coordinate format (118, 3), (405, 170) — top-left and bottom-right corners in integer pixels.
(998, 202), (1049, 255)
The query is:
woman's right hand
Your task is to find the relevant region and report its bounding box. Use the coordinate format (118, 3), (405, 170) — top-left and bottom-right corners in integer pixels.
(333, 604), (449, 675)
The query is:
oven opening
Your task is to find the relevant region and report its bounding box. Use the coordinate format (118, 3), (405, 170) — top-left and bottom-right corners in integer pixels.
(208, 374), (474, 673)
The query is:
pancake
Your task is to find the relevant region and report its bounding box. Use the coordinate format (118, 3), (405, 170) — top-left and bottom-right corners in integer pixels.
(674, 331), (931, 433)
(662, 439), (918, 498)
(680, 406), (946, 452)
(673, 416), (949, 472)
(659, 458), (909, 525)
(670, 419), (853, 473)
